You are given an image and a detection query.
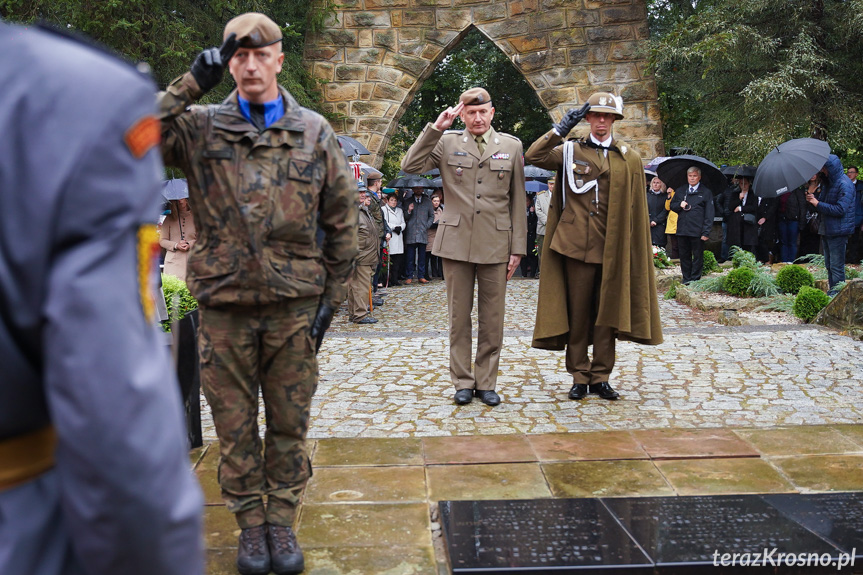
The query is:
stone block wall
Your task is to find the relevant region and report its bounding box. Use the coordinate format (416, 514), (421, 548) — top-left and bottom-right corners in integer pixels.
(304, 0), (663, 167)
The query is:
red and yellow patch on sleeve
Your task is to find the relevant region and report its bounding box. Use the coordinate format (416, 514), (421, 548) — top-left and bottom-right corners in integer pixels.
(125, 115), (160, 159)
(137, 224), (161, 322)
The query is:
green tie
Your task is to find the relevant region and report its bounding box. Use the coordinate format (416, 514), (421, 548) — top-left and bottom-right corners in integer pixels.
(475, 135), (485, 155)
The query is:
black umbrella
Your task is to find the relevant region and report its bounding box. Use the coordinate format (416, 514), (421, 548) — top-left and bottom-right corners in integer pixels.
(656, 154), (725, 194)
(162, 178), (188, 200)
(753, 138), (831, 198)
(402, 175), (431, 188)
(337, 135), (370, 157)
(422, 168), (440, 177)
(721, 165), (757, 179)
(524, 165), (555, 179)
(429, 177), (443, 188)
(388, 176), (409, 187)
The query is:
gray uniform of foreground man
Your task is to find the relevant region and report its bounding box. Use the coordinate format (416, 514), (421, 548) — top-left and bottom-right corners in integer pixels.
(0, 22), (203, 575)
(402, 87), (527, 407)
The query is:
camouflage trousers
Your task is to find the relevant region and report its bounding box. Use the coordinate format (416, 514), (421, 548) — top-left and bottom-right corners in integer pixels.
(198, 297), (318, 529)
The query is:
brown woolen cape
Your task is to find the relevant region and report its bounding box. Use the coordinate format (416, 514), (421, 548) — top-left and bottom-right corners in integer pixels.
(532, 140), (663, 349)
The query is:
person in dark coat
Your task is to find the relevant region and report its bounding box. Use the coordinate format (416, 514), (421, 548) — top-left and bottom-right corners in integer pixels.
(0, 20), (203, 575)
(725, 175), (758, 255)
(670, 166), (714, 283)
(647, 176), (668, 247)
(756, 196), (778, 263)
(520, 194), (539, 277)
(402, 185), (435, 283)
(845, 166), (863, 264)
(807, 154), (856, 294)
(717, 179), (737, 262)
(777, 186), (807, 263)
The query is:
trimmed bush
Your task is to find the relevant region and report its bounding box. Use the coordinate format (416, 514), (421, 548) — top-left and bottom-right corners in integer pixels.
(161, 274), (198, 331)
(793, 286), (830, 321)
(702, 250), (719, 274)
(775, 264), (815, 294)
(724, 267), (755, 296)
(730, 247), (758, 270)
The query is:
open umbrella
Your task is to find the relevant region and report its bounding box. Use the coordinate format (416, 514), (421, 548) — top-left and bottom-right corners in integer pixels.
(388, 177), (410, 188)
(422, 168), (440, 177)
(525, 181), (548, 193)
(524, 165), (554, 179)
(753, 138), (831, 198)
(402, 175), (431, 188)
(644, 156), (670, 172)
(429, 177), (443, 189)
(162, 178), (188, 200)
(721, 165), (757, 179)
(656, 154), (725, 194)
(337, 135), (370, 157)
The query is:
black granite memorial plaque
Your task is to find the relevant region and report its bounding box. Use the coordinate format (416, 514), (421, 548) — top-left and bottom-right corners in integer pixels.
(439, 499), (653, 573)
(602, 495), (845, 574)
(762, 492), (863, 559)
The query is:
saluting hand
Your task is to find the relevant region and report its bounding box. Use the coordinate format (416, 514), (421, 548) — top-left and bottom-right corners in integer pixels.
(433, 102), (464, 131)
(191, 32), (239, 93)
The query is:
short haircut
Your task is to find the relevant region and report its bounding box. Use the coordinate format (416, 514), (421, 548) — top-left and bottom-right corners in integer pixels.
(848, 166), (859, 172)
(686, 166), (702, 175)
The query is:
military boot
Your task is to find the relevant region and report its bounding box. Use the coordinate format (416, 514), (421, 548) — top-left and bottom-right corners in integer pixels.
(236, 525), (271, 575)
(268, 525), (305, 575)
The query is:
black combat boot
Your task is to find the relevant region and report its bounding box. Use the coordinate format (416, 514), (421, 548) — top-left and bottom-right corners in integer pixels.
(236, 525), (271, 575)
(268, 524), (305, 575)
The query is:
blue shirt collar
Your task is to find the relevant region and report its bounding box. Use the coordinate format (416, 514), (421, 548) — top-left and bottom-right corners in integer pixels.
(237, 94), (285, 129)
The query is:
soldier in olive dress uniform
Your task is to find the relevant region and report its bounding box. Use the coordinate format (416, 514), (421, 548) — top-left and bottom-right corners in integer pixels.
(158, 12), (357, 575)
(0, 20), (202, 575)
(527, 92), (662, 402)
(402, 87), (527, 407)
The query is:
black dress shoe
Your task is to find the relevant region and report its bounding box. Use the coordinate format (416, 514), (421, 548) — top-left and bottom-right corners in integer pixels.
(454, 389), (473, 404)
(372, 297), (384, 306)
(236, 525), (271, 575)
(568, 384), (587, 400)
(589, 382), (620, 400)
(475, 389), (501, 406)
(268, 525), (304, 575)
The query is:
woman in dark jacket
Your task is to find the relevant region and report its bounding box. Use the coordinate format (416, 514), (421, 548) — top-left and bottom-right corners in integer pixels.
(647, 177), (668, 247)
(777, 186), (806, 263)
(725, 176), (758, 255)
(808, 154), (856, 293)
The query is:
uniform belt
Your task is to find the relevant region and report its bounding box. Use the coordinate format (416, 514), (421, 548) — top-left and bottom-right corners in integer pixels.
(0, 425), (57, 491)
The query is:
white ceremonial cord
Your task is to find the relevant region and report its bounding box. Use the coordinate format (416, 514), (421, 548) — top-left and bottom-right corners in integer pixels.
(561, 140), (599, 209)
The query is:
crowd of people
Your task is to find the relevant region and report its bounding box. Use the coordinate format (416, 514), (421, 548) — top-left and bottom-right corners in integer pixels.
(646, 159), (862, 293)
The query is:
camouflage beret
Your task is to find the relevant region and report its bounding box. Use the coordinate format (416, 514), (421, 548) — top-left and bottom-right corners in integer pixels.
(224, 13), (282, 48)
(459, 87), (492, 106)
(586, 92), (624, 119)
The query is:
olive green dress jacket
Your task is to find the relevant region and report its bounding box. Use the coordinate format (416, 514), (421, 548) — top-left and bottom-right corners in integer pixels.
(527, 130), (663, 349)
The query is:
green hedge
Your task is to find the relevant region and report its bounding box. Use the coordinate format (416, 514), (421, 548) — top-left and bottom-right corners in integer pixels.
(793, 286), (830, 321)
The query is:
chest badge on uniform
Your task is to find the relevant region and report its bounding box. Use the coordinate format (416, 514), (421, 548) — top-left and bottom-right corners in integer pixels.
(498, 172), (505, 180)
(572, 163), (590, 174)
(288, 159), (314, 183)
(491, 152), (510, 160)
(456, 168), (463, 176)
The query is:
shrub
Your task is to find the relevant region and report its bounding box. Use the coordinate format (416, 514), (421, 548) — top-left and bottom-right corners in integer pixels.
(702, 250), (719, 274)
(775, 264), (815, 294)
(724, 267), (755, 296)
(664, 280), (679, 300)
(793, 286), (830, 321)
(846, 266), (861, 280)
(161, 274), (198, 331)
(730, 246), (758, 270)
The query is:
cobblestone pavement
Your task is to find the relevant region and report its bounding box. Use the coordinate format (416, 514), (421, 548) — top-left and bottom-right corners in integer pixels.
(200, 277), (863, 441)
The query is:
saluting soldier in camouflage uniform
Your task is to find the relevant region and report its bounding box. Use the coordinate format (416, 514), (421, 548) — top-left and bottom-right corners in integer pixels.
(158, 12), (357, 575)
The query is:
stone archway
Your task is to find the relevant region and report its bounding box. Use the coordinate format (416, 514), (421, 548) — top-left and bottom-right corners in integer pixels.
(304, 0), (663, 167)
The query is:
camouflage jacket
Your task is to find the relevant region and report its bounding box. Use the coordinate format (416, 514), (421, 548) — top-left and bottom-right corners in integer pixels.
(158, 73), (357, 308)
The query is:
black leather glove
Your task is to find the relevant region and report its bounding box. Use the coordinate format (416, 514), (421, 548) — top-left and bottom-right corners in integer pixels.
(393, 226), (402, 235)
(553, 102), (591, 137)
(190, 33), (239, 93)
(310, 302), (337, 353)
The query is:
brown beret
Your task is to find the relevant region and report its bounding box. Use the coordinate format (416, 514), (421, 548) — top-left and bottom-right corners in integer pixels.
(586, 92), (624, 119)
(459, 87), (492, 106)
(224, 13), (282, 48)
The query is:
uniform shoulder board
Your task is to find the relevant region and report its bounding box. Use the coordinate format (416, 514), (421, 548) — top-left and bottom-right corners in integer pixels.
(36, 22), (153, 79)
(497, 132), (520, 141)
(443, 129), (463, 135)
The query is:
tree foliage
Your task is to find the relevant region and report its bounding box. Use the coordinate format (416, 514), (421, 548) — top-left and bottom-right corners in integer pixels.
(382, 27), (551, 178)
(650, 0), (863, 165)
(0, 0), (330, 109)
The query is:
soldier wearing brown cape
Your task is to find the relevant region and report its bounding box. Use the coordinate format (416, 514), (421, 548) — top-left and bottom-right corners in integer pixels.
(526, 93), (662, 401)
